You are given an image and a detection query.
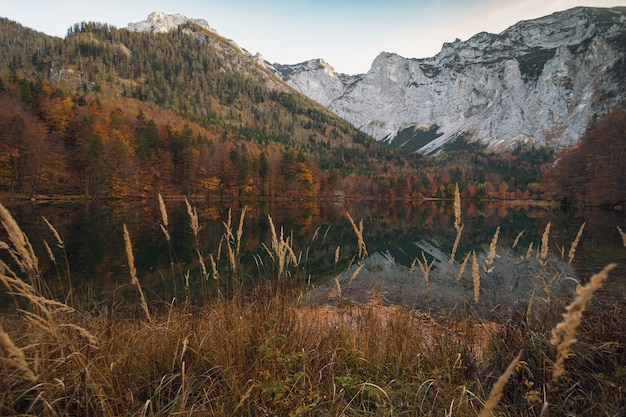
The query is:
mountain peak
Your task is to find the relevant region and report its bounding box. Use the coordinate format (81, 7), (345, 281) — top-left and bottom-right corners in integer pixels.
(272, 6), (626, 153)
(127, 11), (214, 34)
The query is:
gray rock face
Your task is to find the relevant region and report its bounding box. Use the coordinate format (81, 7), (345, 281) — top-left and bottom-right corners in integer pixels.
(270, 7), (626, 153)
(127, 11), (214, 34)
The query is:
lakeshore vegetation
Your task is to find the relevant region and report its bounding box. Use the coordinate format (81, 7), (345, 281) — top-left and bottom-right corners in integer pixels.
(0, 196), (625, 416)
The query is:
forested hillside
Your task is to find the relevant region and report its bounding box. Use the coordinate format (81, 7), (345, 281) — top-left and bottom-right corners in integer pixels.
(0, 18), (425, 199)
(1, 16), (617, 203)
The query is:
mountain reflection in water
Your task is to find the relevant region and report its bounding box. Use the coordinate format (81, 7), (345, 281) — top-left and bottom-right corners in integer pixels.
(1, 198), (624, 310)
(307, 239), (578, 316)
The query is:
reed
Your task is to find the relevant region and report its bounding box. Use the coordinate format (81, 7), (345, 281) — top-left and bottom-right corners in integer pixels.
(568, 222), (585, 263)
(0, 323), (37, 382)
(450, 224), (463, 264)
(484, 226), (499, 273)
(236, 206), (246, 259)
(526, 241), (534, 261)
(348, 263), (364, 286)
(346, 212), (368, 259)
(123, 224), (152, 322)
(265, 215), (298, 280)
(512, 230), (524, 249)
(0, 203), (40, 285)
(158, 194), (170, 242)
(472, 251), (480, 303)
(617, 226), (626, 247)
(550, 263), (616, 383)
(539, 221), (551, 266)
(0, 201), (624, 416)
(42, 216), (73, 301)
(453, 182), (462, 232)
(416, 251), (435, 288)
(457, 251), (471, 281)
(478, 351), (522, 417)
(184, 197), (199, 237)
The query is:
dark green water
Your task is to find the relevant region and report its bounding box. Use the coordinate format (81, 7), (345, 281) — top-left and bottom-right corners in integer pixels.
(1, 198), (625, 309)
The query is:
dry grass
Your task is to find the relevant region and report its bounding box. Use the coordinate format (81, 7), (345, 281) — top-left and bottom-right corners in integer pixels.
(539, 221), (551, 266)
(346, 212), (367, 260)
(512, 230), (524, 249)
(617, 226), (626, 247)
(484, 226), (500, 273)
(415, 251), (435, 288)
(450, 184), (464, 264)
(568, 222), (585, 263)
(478, 350), (522, 417)
(123, 224), (152, 322)
(0, 201), (624, 416)
(457, 251), (471, 281)
(550, 263), (616, 383)
(0, 323), (36, 382)
(264, 214), (298, 281)
(473, 250), (480, 303)
(158, 194), (171, 242)
(450, 224), (464, 264)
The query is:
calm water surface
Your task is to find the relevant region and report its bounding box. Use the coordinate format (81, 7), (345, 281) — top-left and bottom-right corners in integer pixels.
(1, 198), (625, 310)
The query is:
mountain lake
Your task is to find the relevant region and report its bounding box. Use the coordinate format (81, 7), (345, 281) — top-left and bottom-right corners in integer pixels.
(1, 198), (625, 316)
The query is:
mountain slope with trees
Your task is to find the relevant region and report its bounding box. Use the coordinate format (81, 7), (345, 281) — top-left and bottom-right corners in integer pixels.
(0, 18), (424, 199)
(2, 15), (615, 203)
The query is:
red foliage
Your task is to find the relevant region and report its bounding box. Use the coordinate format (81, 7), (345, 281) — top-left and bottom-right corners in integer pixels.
(543, 108), (626, 206)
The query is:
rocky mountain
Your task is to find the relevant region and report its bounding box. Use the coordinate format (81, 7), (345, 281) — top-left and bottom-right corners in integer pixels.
(127, 11), (214, 34)
(269, 7), (626, 154)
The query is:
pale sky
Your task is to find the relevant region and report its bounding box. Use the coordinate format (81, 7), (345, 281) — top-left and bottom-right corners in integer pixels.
(1, 1), (624, 74)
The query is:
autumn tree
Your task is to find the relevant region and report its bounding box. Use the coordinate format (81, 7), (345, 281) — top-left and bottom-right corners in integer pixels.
(543, 108), (626, 206)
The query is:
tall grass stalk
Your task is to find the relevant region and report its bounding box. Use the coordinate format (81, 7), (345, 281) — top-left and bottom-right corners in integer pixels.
(0, 323), (37, 382)
(478, 351), (522, 417)
(158, 194), (170, 242)
(526, 242), (534, 261)
(185, 198), (208, 282)
(512, 230), (524, 249)
(457, 251), (471, 281)
(453, 183), (462, 232)
(0, 204), (40, 286)
(539, 221), (551, 266)
(416, 252), (435, 288)
(450, 224), (463, 264)
(346, 212), (367, 259)
(42, 216), (73, 302)
(223, 209), (237, 275)
(550, 263), (616, 383)
(265, 214), (298, 281)
(568, 223), (585, 263)
(484, 227), (499, 273)
(123, 224), (152, 322)
(472, 251), (480, 303)
(617, 226), (626, 247)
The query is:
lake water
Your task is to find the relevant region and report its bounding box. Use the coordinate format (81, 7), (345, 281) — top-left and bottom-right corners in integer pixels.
(1, 198), (625, 313)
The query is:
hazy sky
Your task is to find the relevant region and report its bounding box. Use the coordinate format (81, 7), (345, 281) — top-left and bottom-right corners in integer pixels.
(2, 1), (624, 74)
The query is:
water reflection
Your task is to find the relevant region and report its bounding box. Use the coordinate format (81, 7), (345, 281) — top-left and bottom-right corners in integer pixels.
(1, 198), (624, 309)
